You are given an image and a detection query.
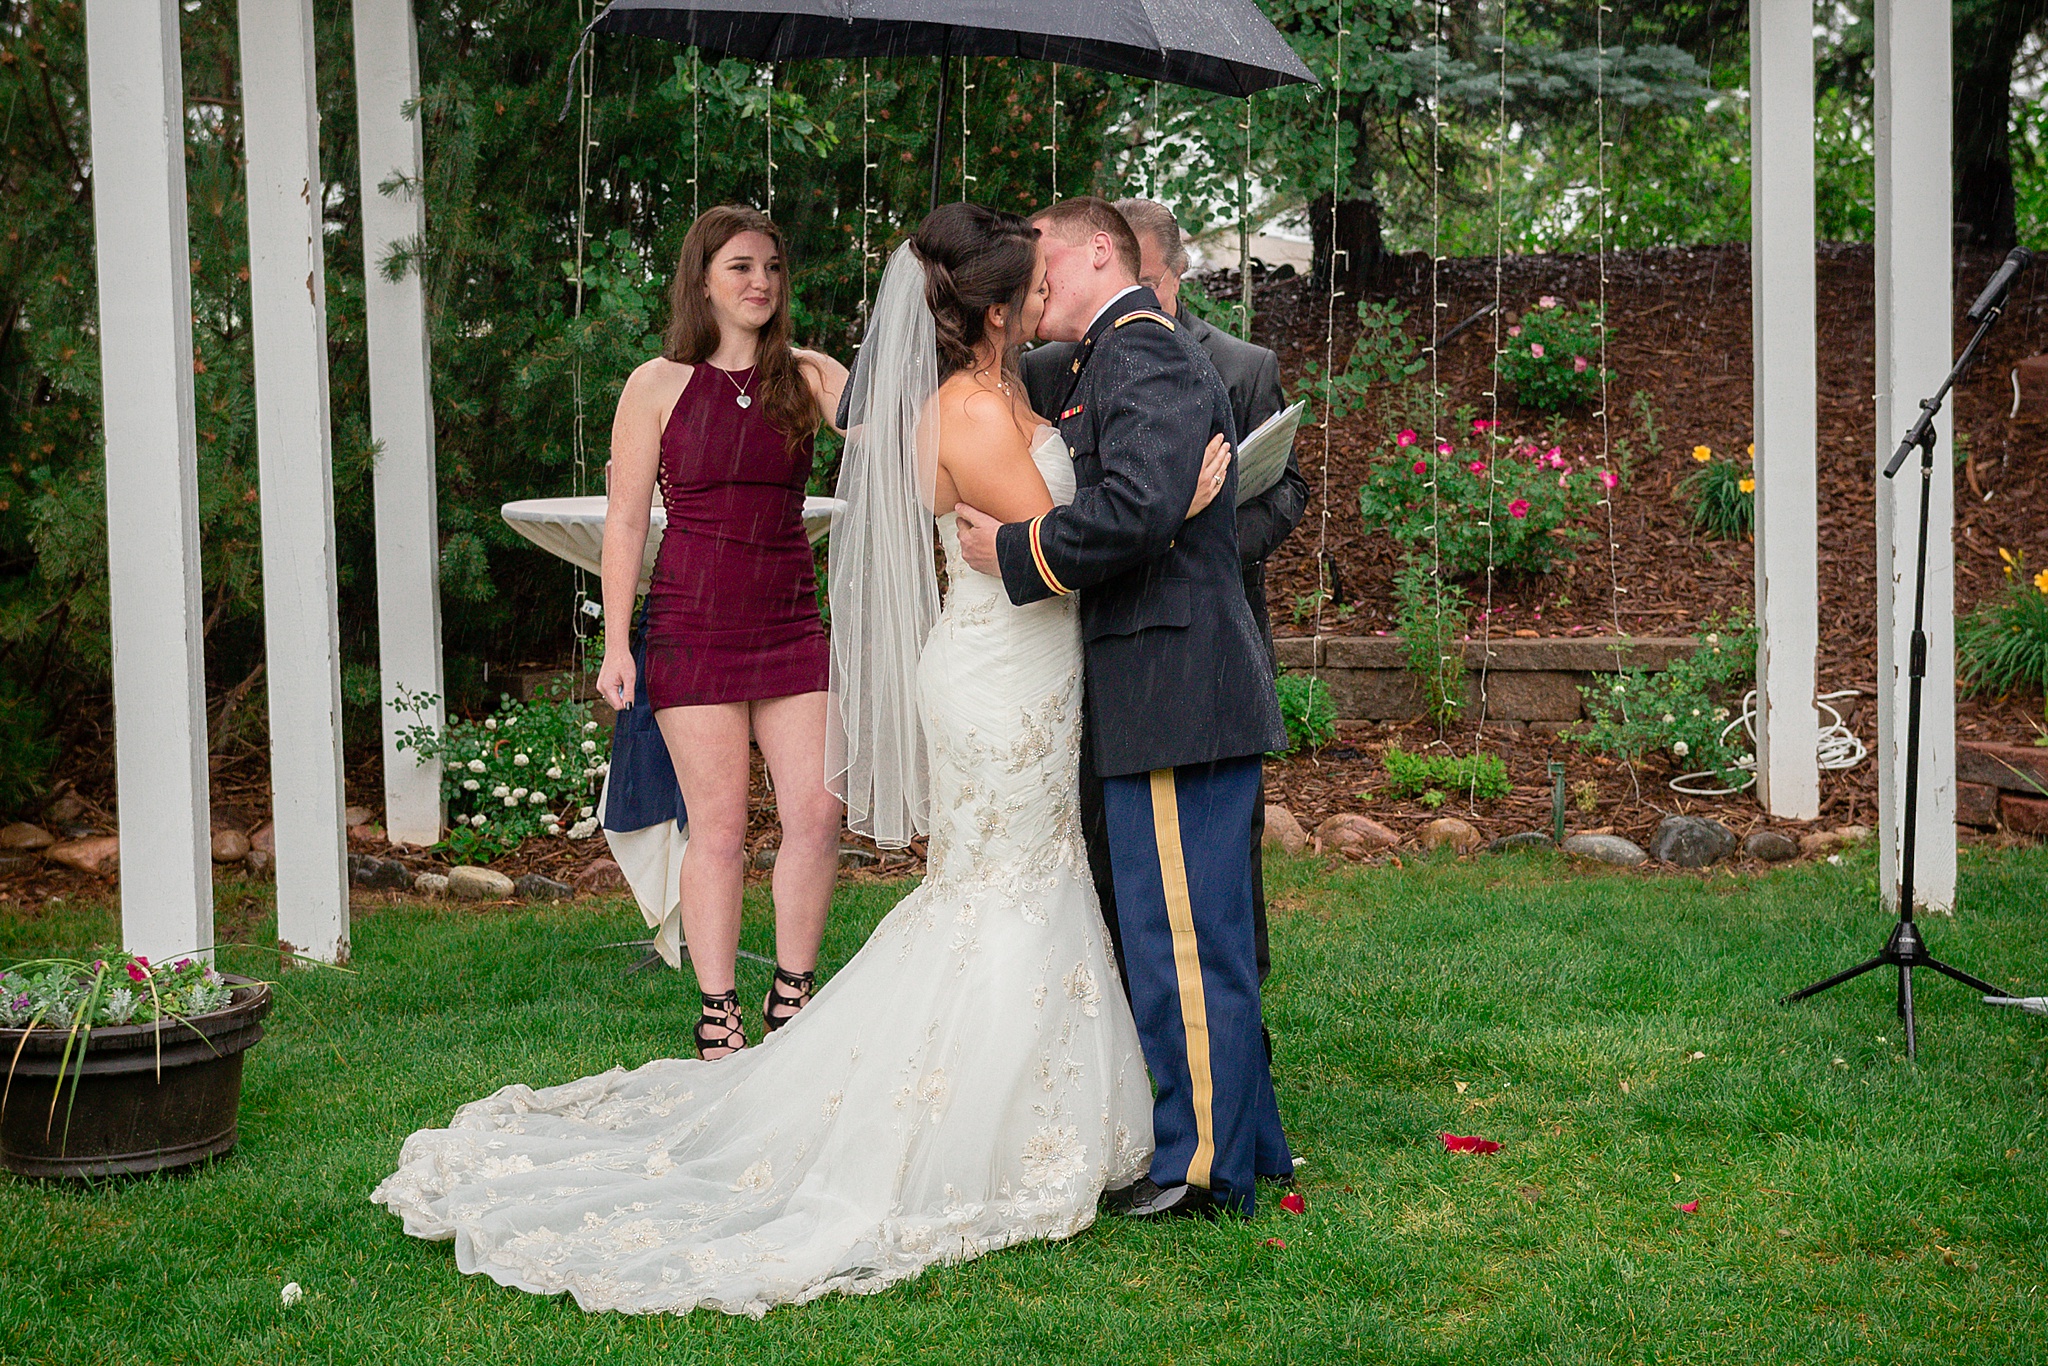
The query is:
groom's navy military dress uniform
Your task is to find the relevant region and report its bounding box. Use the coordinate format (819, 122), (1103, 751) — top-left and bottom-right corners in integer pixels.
(994, 287), (1292, 1214)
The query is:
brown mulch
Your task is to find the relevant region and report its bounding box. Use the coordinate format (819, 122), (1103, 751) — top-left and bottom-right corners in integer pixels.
(1245, 242), (2048, 842)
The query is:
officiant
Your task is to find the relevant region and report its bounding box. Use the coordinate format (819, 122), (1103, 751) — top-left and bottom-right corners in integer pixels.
(1019, 197), (1309, 994)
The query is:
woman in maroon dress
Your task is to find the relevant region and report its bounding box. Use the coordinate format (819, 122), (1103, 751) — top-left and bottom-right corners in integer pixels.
(597, 206), (849, 1060)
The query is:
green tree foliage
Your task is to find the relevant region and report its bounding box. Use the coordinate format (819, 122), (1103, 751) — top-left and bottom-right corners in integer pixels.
(0, 2), (1111, 809)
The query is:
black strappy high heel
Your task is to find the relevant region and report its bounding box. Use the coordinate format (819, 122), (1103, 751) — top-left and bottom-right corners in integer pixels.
(761, 965), (816, 1034)
(694, 989), (747, 1060)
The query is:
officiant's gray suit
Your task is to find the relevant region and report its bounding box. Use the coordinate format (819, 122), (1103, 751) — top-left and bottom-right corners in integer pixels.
(1020, 309), (1308, 992)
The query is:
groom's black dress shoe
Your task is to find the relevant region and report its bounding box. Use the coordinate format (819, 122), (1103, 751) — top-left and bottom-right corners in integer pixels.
(1121, 1181), (1219, 1221)
(1100, 1177), (1159, 1216)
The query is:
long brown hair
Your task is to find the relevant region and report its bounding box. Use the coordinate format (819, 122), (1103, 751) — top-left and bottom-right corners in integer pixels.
(662, 205), (820, 447)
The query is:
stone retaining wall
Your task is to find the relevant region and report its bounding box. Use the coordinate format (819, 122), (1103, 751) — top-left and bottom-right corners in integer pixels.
(1273, 635), (1699, 723)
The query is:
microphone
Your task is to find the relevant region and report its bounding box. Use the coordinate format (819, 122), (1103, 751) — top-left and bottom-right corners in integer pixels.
(1966, 247), (2033, 323)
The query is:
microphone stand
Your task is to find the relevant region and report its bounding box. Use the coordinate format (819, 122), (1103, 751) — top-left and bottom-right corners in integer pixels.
(1780, 280), (2020, 1058)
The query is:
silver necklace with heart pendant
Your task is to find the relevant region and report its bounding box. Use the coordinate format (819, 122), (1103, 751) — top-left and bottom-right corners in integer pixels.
(722, 365), (754, 409)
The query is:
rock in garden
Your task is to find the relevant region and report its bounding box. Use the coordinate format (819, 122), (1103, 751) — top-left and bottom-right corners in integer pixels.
(1313, 813), (1399, 856)
(1743, 830), (1799, 863)
(0, 823), (54, 851)
(574, 858), (627, 893)
(1262, 806), (1309, 856)
(1648, 815), (1738, 868)
(514, 872), (573, 902)
(1417, 817), (1483, 854)
(350, 856), (414, 891)
(47, 835), (119, 876)
(448, 866), (515, 901)
(838, 845), (879, 869)
(250, 822), (276, 854)
(1799, 825), (1871, 857)
(245, 849), (274, 878)
(1561, 833), (1648, 867)
(343, 805), (374, 828)
(210, 828), (251, 863)
(752, 846), (780, 871)
(44, 794), (86, 823)
(1488, 831), (1555, 854)
(413, 872), (449, 897)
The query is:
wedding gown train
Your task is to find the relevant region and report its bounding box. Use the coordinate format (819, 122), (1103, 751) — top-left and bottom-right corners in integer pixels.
(372, 428), (1153, 1316)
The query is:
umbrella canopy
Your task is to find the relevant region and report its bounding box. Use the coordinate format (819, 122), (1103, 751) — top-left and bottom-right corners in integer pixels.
(589, 0), (1318, 98)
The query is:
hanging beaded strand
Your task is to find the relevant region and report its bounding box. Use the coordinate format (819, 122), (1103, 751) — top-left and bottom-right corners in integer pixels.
(960, 57), (974, 201)
(689, 48), (700, 219)
(1426, 0), (1452, 737)
(570, 9), (596, 668)
(765, 62), (775, 213)
(1238, 93), (1254, 341)
(1313, 0), (1347, 662)
(859, 58), (875, 323)
(1473, 0), (1510, 747)
(1050, 63), (1060, 200)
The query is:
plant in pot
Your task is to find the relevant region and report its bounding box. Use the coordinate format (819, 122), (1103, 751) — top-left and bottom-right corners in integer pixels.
(1, 953), (272, 1179)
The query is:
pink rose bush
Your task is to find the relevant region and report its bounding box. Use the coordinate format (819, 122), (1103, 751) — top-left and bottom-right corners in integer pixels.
(1498, 297), (1608, 412)
(1358, 409), (1611, 577)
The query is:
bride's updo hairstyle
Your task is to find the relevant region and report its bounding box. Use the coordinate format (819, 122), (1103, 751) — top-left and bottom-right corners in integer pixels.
(910, 203), (1039, 380)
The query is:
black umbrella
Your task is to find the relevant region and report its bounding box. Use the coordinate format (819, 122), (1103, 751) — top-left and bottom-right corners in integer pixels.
(589, 0), (1317, 206)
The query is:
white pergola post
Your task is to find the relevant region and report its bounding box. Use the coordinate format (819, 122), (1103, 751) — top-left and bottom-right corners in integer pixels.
(353, 0), (446, 847)
(1873, 0), (1956, 912)
(85, 0), (215, 962)
(240, 0), (351, 961)
(1748, 0), (1821, 819)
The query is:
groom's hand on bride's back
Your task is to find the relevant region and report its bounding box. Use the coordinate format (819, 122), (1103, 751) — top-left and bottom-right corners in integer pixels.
(953, 504), (1001, 575)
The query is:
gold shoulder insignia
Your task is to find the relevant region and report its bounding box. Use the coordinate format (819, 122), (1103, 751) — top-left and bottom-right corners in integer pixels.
(1113, 310), (1176, 331)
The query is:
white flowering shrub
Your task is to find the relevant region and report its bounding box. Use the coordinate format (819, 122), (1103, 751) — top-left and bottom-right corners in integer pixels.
(392, 688), (610, 860)
(1571, 610), (1758, 788)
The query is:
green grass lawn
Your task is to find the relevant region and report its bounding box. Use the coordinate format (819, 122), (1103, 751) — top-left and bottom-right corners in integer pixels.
(3, 845), (2046, 1365)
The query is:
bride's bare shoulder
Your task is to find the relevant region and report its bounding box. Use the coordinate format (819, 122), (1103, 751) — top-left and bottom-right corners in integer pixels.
(935, 375), (1032, 456)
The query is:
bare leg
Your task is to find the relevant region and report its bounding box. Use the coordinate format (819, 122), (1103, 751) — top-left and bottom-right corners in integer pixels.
(750, 690), (842, 978)
(654, 702), (753, 997)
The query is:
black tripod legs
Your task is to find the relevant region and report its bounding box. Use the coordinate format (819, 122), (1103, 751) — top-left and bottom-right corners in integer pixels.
(1782, 920), (2006, 1059)
(1781, 952), (1888, 1005)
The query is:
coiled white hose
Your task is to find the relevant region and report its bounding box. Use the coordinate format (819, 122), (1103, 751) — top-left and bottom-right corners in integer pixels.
(1669, 689), (1869, 796)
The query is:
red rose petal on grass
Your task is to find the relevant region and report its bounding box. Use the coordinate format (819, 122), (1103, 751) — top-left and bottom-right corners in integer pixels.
(1263, 1238), (1287, 1249)
(1676, 1201), (1700, 1214)
(1441, 1133), (1503, 1154)
(1279, 1192), (1306, 1215)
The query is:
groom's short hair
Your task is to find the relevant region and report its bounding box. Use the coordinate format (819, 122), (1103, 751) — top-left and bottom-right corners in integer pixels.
(1034, 197), (1142, 280)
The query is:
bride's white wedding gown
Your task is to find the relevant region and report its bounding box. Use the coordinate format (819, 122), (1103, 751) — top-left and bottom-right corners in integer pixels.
(373, 428), (1152, 1317)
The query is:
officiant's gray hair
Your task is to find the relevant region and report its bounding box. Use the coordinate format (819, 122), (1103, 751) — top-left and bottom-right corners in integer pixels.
(1113, 197), (1189, 277)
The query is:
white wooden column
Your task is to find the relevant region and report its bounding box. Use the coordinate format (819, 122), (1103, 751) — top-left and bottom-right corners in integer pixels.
(353, 0), (445, 847)
(85, 0), (215, 962)
(240, 0), (351, 961)
(1749, 0), (1821, 819)
(1873, 0), (1956, 912)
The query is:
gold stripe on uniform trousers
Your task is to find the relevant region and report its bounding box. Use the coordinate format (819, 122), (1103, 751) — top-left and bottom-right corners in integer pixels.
(1027, 514), (1071, 596)
(1149, 768), (1215, 1189)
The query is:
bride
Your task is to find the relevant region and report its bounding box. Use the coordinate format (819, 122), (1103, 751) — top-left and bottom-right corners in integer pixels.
(371, 204), (1233, 1316)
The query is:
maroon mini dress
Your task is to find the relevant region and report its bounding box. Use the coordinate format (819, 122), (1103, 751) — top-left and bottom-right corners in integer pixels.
(641, 361), (828, 710)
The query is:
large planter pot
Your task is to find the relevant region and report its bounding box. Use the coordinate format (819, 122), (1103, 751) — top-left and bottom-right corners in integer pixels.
(0, 976), (271, 1179)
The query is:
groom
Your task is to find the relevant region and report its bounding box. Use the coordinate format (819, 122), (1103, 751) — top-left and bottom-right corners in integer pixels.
(955, 197), (1292, 1220)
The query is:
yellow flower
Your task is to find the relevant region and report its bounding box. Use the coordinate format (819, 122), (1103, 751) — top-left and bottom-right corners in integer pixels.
(2035, 568), (2048, 595)
(1746, 443), (1755, 460)
(2000, 547), (2016, 565)
(1738, 477), (1755, 494)
(1691, 445), (1712, 463)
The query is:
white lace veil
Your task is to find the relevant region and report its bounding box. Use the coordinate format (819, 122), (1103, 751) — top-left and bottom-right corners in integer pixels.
(826, 242), (942, 848)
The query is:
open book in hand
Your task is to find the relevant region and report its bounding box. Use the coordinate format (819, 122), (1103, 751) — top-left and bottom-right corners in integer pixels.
(1233, 400), (1306, 506)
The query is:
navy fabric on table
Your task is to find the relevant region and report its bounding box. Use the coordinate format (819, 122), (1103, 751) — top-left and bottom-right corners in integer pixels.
(600, 604), (687, 836)
(1100, 755), (1290, 1214)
